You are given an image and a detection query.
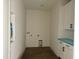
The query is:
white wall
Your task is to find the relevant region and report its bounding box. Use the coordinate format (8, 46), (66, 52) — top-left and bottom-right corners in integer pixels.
(50, 2), (59, 56)
(26, 9), (51, 47)
(11, 0), (26, 59)
(3, 0), (9, 59)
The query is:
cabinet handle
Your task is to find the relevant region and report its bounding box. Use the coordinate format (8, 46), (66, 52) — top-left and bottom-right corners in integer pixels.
(62, 47), (65, 52)
(70, 24), (72, 28)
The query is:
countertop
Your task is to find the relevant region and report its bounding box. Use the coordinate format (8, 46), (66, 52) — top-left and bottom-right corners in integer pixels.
(58, 38), (74, 46)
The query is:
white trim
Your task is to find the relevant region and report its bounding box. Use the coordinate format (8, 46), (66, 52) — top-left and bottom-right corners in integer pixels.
(8, 0), (11, 59)
(0, 0), (3, 59)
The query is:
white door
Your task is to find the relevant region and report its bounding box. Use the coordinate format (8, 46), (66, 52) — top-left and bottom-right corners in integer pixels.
(10, 12), (16, 59)
(26, 10), (50, 47)
(26, 12), (40, 47)
(3, 0), (11, 59)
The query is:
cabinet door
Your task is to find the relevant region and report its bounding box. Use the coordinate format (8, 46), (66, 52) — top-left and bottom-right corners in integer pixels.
(58, 41), (64, 59)
(64, 44), (73, 59)
(64, 1), (74, 30)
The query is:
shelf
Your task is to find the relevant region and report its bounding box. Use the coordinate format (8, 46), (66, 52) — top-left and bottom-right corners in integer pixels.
(65, 29), (74, 31)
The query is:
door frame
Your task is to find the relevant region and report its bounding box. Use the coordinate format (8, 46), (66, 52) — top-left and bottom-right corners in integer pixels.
(8, 0), (11, 59)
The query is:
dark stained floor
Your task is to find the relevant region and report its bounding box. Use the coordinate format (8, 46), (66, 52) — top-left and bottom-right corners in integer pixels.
(21, 47), (58, 59)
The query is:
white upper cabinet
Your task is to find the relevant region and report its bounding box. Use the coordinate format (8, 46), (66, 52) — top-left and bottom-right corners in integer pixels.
(63, 0), (74, 30)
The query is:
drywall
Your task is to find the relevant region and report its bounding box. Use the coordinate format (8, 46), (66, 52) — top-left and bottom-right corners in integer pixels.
(50, 1), (65, 56)
(3, 0), (9, 59)
(26, 9), (51, 47)
(50, 2), (59, 56)
(11, 0), (26, 59)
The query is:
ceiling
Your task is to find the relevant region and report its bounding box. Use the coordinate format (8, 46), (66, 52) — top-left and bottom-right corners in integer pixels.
(24, 0), (57, 10)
